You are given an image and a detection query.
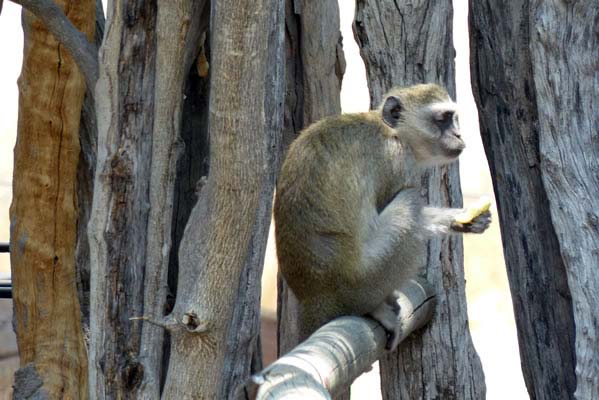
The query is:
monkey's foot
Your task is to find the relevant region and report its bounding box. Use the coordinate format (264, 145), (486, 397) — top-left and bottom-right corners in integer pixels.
(369, 297), (403, 351)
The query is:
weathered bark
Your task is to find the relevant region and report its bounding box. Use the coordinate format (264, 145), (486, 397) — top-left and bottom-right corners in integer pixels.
(168, 30), (211, 319)
(11, 0), (99, 91)
(256, 279), (436, 399)
(76, 0), (105, 334)
(354, 1), (486, 398)
(10, 0), (95, 398)
(164, 35), (211, 383)
(135, 2), (208, 398)
(87, 1), (157, 398)
(160, 1), (285, 398)
(277, 0), (345, 356)
(469, 2), (598, 399)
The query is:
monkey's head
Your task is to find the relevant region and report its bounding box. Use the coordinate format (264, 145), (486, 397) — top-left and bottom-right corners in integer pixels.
(379, 83), (464, 165)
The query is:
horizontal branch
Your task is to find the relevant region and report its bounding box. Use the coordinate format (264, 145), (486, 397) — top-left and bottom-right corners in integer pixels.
(12, 0), (99, 90)
(252, 278), (436, 399)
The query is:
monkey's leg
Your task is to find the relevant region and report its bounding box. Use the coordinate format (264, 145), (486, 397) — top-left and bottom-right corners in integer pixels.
(296, 299), (339, 344)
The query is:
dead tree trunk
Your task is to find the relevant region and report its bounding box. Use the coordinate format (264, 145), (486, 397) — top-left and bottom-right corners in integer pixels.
(163, 4), (211, 395)
(135, 2), (208, 398)
(10, 1), (95, 398)
(354, 1), (486, 398)
(87, 1), (157, 398)
(469, 2), (598, 399)
(75, 0), (104, 337)
(160, 1), (285, 398)
(277, 0), (345, 356)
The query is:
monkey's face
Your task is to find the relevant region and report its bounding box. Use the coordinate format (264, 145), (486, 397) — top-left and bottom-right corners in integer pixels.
(424, 101), (465, 162)
(381, 90), (465, 166)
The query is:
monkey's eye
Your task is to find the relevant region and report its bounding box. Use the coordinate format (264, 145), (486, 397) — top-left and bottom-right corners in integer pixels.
(434, 111), (455, 130)
(435, 111), (454, 123)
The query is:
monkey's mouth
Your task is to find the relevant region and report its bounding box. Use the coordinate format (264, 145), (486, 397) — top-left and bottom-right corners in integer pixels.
(442, 134), (465, 158)
(445, 145), (464, 158)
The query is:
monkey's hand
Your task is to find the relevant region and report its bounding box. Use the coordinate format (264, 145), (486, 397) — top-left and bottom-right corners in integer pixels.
(452, 210), (491, 233)
(451, 196), (491, 233)
(455, 196), (491, 224)
(369, 292), (403, 351)
(451, 197), (492, 234)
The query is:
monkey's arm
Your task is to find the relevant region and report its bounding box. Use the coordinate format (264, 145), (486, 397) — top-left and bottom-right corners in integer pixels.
(361, 188), (421, 271)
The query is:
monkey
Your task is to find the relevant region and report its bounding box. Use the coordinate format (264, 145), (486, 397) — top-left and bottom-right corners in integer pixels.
(273, 83), (491, 350)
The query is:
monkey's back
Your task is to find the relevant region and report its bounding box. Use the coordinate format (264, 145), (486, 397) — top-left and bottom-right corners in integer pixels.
(274, 113), (407, 308)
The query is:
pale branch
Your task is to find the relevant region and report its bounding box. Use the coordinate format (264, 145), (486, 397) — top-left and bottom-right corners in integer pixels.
(252, 278), (436, 399)
(129, 316), (176, 331)
(11, 0), (99, 90)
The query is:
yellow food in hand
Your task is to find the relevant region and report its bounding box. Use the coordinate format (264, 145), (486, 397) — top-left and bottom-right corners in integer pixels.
(455, 196), (492, 224)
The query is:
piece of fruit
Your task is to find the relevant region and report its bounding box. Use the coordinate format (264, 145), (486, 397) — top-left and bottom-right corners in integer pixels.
(455, 196), (492, 224)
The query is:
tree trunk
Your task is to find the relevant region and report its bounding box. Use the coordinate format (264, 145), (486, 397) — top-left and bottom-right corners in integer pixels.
(10, 1), (95, 398)
(135, 2), (208, 398)
(277, 0), (345, 356)
(76, 0), (105, 337)
(160, 1), (285, 398)
(469, 2), (598, 399)
(164, 7), (211, 394)
(354, 1), (486, 398)
(87, 1), (157, 398)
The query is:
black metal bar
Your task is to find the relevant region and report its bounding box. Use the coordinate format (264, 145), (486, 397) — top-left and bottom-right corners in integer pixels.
(0, 278), (11, 298)
(0, 242), (11, 297)
(0, 287), (11, 299)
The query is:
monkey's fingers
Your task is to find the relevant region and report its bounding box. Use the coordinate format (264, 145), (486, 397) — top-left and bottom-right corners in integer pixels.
(454, 196), (492, 224)
(468, 210), (492, 233)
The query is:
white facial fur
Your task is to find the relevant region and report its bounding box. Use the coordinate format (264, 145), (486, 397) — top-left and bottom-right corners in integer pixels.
(427, 100), (458, 115)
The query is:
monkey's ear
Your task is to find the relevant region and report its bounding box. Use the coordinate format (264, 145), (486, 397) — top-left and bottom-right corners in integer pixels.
(382, 96), (403, 128)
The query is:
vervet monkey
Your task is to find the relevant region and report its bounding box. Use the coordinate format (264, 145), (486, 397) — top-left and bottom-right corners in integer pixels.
(274, 83), (491, 350)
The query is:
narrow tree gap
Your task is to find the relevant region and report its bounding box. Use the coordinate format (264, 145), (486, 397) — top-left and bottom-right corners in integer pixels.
(162, 33), (211, 393)
(76, 0), (105, 335)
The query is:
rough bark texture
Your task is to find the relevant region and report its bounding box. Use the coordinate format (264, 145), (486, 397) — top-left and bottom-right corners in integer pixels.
(163, 11), (211, 391)
(76, 0), (105, 334)
(168, 29), (211, 324)
(11, 0), (99, 90)
(135, 2), (208, 398)
(469, 2), (598, 399)
(277, 0), (345, 356)
(257, 279), (436, 399)
(160, 1), (285, 398)
(10, 0), (95, 398)
(354, 1), (486, 399)
(87, 1), (157, 398)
